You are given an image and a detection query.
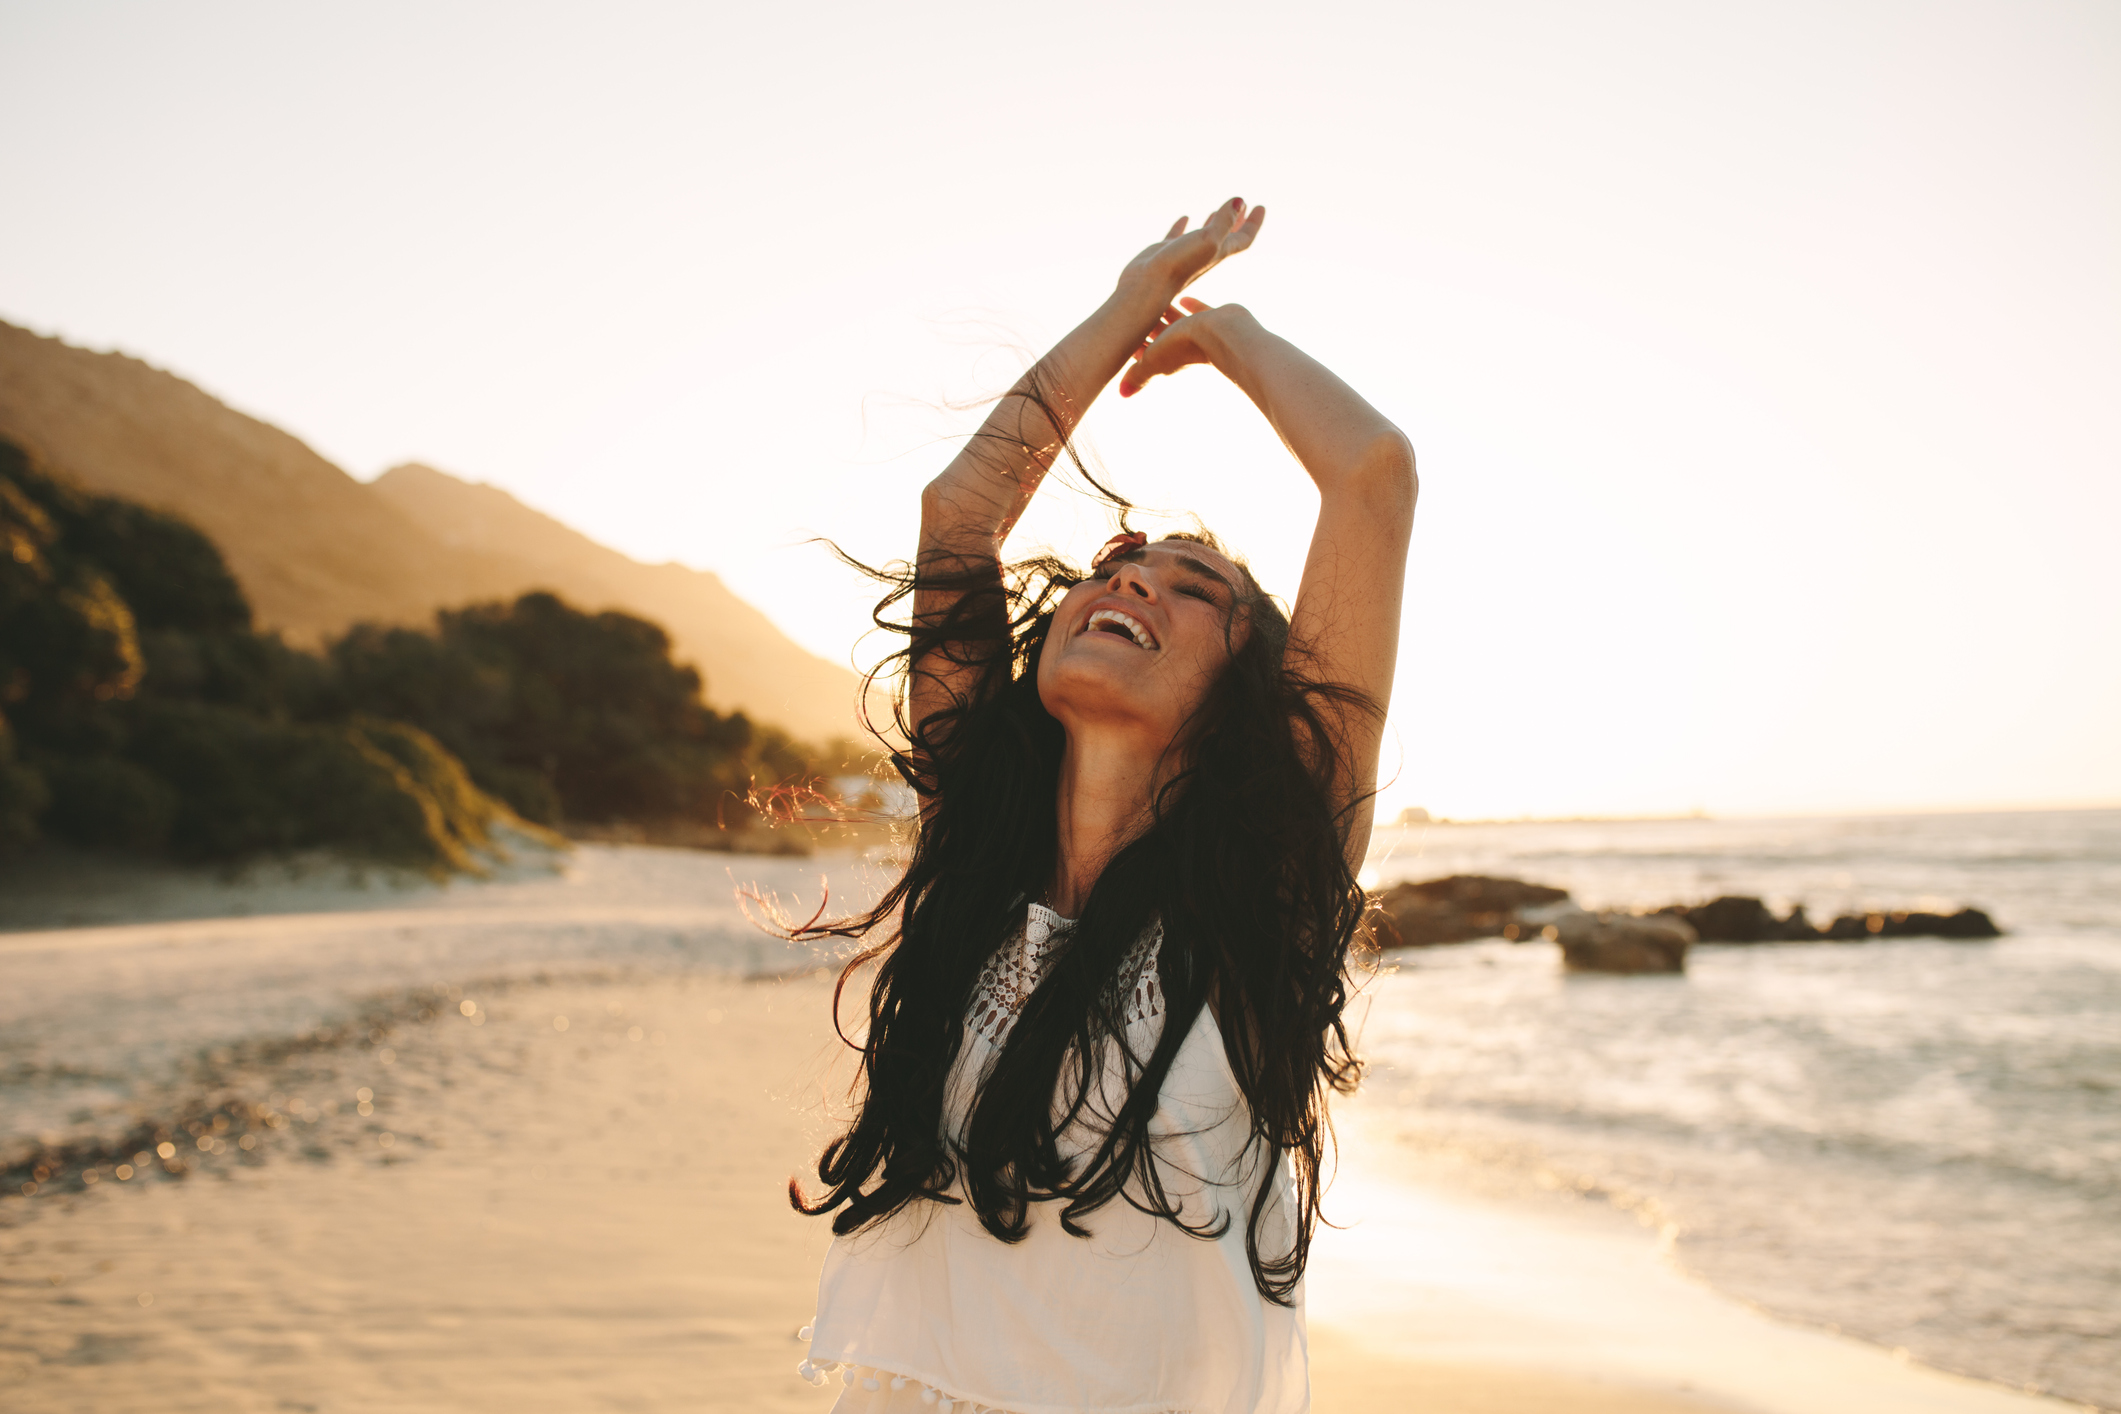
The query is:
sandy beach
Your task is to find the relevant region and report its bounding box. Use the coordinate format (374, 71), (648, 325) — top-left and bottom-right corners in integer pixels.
(0, 845), (2090, 1412)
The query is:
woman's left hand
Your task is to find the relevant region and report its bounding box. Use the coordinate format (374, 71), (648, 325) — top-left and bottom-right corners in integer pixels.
(1117, 199), (1266, 303)
(1118, 298), (1253, 398)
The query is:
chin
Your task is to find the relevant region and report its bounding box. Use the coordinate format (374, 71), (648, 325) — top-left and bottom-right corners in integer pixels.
(1042, 653), (1136, 704)
(1042, 662), (1195, 743)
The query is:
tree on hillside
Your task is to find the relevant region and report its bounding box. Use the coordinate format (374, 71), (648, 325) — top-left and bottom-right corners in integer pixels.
(329, 592), (814, 829)
(0, 436), (517, 869)
(2, 435), (824, 865)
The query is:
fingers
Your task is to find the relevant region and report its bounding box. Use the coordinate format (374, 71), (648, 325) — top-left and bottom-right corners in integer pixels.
(1225, 204), (1265, 252)
(1131, 307), (1181, 362)
(1118, 304), (1210, 397)
(1119, 336), (1167, 397)
(1143, 303), (1190, 347)
(1122, 343), (1187, 397)
(1132, 198), (1257, 309)
(1129, 308), (1181, 368)
(1119, 352), (1146, 397)
(1201, 197), (1242, 244)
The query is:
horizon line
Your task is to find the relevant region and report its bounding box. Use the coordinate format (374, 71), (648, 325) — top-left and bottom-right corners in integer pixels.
(1385, 798), (2121, 827)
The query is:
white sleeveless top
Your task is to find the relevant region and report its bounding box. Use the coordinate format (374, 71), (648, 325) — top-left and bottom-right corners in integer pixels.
(799, 904), (1308, 1413)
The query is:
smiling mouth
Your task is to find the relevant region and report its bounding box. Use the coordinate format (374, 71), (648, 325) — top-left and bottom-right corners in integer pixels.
(1085, 607), (1158, 650)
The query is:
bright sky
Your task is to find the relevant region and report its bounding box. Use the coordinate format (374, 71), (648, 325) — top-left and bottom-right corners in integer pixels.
(4, 0), (2115, 820)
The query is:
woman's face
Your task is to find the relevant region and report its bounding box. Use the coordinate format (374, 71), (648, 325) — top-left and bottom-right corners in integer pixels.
(1037, 539), (1249, 751)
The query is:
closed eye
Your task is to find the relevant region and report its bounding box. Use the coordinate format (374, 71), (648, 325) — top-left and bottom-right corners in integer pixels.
(1178, 583), (1222, 604)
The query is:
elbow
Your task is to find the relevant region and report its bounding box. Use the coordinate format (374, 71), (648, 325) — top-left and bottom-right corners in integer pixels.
(920, 479), (1005, 559)
(919, 476), (956, 521)
(1369, 427), (1417, 483)
(1354, 428), (1418, 520)
(919, 478), (974, 538)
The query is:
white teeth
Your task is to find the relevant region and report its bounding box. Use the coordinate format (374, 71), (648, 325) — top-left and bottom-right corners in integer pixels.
(1085, 608), (1156, 649)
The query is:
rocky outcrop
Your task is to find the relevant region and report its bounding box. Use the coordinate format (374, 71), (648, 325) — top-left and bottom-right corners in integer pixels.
(1371, 874), (1570, 947)
(1367, 875), (2005, 956)
(1559, 912), (1696, 974)
(1656, 896), (2001, 943)
(1369, 887), (1691, 971)
(1822, 908), (2001, 940)
(1662, 896), (1823, 942)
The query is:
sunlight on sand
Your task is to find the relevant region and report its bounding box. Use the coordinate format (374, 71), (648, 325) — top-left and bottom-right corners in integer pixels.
(0, 847), (2089, 1412)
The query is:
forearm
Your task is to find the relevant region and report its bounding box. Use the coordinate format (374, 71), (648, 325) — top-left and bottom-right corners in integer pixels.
(921, 283), (1169, 553)
(1197, 309), (1415, 503)
(1192, 306), (1413, 856)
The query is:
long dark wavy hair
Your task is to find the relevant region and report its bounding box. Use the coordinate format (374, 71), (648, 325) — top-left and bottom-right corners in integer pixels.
(787, 389), (1377, 1305)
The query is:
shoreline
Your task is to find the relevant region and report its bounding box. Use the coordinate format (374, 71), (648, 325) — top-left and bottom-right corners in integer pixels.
(1315, 1099), (2082, 1413)
(0, 846), (2103, 1412)
(4, 965), (2075, 1413)
(0, 961), (1759, 1414)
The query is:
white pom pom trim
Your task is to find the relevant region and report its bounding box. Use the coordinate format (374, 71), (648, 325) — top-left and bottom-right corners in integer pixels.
(792, 1343), (1026, 1413)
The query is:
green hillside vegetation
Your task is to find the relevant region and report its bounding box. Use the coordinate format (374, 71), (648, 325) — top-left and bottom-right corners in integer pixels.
(0, 320), (869, 748)
(327, 594), (813, 831)
(0, 437), (824, 871)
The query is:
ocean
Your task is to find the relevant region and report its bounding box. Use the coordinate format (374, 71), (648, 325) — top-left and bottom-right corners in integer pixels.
(1357, 808), (2121, 1409)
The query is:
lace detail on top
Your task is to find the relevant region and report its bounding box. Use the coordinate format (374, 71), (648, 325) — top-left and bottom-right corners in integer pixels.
(965, 903), (1166, 1047)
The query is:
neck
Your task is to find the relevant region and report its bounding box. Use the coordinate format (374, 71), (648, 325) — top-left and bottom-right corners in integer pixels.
(1045, 728), (1175, 916)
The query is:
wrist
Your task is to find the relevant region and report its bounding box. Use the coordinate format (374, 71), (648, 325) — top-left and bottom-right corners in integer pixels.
(1109, 273), (1182, 322)
(1193, 304), (1263, 364)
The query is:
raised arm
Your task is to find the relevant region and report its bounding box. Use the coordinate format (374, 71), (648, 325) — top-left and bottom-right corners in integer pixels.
(1120, 299), (1417, 866)
(908, 199), (1266, 745)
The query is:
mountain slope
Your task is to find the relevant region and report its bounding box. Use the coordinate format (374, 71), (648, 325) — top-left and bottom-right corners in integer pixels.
(0, 319), (864, 745)
(371, 464), (866, 745)
(0, 320), (505, 641)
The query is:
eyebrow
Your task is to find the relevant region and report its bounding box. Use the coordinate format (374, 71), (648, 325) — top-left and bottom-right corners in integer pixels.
(1104, 546), (1237, 596)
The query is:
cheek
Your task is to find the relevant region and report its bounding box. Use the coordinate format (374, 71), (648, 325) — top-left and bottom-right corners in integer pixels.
(1169, 618), (1237, 704)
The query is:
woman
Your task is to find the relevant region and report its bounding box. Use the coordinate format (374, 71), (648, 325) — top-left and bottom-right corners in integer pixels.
(790, 198), (1416, 1413)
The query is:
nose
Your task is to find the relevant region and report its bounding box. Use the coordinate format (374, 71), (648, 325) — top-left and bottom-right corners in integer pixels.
(1106, 561), (1157, 601)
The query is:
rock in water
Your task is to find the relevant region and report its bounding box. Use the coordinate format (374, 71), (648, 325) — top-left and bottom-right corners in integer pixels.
(1934, 907), (2002, 938)
(1825, 908), (2003, 940)
(1370, 880), (2002, 954)
(1560, 913), (1696, 974)
(1684, 896), (1779, 942)
(1778, 905), (1824, 941)
(1518, 899), (1596, 945)
(1372, 874), (1571, 948)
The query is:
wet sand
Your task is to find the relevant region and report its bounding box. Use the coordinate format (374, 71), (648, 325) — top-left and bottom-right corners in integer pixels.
(0, 848), (2084, 1412)
(0, 963), (1732, 1413)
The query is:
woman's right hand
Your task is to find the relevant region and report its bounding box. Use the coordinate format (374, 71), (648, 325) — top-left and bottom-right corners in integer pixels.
(1117, 198), (1266, 303)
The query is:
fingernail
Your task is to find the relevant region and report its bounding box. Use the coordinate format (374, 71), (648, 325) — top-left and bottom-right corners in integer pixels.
(1231, 198), (1243, 209)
